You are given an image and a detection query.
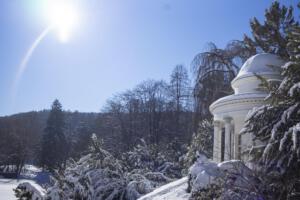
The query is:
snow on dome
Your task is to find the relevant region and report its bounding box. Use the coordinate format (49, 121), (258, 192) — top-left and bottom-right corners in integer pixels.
(237, 53), (285, 77)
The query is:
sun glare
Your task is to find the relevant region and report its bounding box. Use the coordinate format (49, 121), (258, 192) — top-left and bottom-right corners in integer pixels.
(45, 1), (79, 42)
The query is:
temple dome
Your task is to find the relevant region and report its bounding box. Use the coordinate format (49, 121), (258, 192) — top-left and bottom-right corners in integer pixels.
(231, 53), (285, 94)
(209, 53), (285, 162)
(210, 53), (285, 114)
(235, 53), (284, 79)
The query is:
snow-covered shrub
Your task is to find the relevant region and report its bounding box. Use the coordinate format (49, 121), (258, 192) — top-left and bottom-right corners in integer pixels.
(157, 162), (181, 179)
(122, 139), (182, 179)
(45, 134), (127, 200)
(44, 135), (174, 200)
(125, 172), (171, 200)
(14, 182), (45, 200)
(188, 156), (268, 199)
(182, 120), (213, 173)
(190, 182), (223, 200)
(123, 139), (155, 172)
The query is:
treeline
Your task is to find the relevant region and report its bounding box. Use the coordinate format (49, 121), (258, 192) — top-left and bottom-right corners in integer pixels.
(95, 65), (194, 155)
(0, 65), (197, 174)
(0, 110), (98, 174)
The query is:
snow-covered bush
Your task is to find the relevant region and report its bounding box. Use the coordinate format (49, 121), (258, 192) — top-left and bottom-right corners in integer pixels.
(188, 156), (268, 199)
(125, 172), (171, 200)
(45, 134), (127, 200)
(14, 182), (46, 200)
(182, 120), (213, 173)
(43, 135), (173, 200)
(122, 139), (182, 179)
(190, 182), (222, 200)
(123, 139), (155, 172)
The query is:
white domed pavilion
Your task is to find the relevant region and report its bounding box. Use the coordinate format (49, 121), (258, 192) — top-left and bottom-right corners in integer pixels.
(210, 53), (285, 162)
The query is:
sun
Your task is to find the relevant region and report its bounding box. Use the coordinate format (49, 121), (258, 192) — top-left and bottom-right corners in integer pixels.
(45, 0), (79, 42)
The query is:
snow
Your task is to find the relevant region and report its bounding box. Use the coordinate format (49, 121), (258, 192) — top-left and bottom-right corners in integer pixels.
(0, 179), (44, 200)
(292, 123), (300, 150)
(288, 82), (300, 96)
(138, 177), (190, 200)
(236, 53), (284, 77)
(271, 103), (299, 140)
(16, 182), (46, 199)
(210, 93), (267, 112)
(0, 165), (48, 200)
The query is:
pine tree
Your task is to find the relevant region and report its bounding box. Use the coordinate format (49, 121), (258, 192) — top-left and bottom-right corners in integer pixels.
(244, 1), (296, 59)
(242, 9), (300, 198)
(40, 99), (68, 170)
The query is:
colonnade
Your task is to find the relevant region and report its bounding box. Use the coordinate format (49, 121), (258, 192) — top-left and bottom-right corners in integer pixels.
(213, 117), (239, 162)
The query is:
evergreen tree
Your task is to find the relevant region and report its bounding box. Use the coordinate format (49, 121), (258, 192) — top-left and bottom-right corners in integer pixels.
(244, 1), (297, 59)
(183, 119), (213, 169)
(40, 99), (68, 170)
(242, 8), (300, 198)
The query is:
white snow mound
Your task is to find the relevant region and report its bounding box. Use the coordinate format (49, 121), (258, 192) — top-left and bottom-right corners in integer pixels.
(138, 177), (190, 200)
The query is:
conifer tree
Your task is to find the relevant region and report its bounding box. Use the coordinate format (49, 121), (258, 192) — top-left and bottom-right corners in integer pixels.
(184, 119), (213, 169)
(40, 99), (68, 170)
(242, 6), (300, 198)
(244, 1), (296, 59)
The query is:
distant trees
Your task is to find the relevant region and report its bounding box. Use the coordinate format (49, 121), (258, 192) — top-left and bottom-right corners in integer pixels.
(40, 100), (68, 170)
(69, 122), (92, 159)
(169, 65), (191, 113)
(169, 65), (193, 140)
(0, 112), (42, 176)
(96, 65), (193, 156)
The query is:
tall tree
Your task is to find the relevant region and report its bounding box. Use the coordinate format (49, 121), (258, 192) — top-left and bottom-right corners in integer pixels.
(244, 1), (296, 59)
(40, 99), (68, 170)
(242, 6), (300, 198)
(192, 41), (255, 122)
(169, 65), (192, 141)
(169, 65), (191, 113)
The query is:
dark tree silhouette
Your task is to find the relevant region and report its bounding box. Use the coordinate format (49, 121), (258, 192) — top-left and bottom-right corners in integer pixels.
(40, 99), (68, 170)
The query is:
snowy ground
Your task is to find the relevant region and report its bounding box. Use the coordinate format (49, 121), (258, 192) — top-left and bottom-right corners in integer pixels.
(138, 177), (190, 200)
(0, 178), (43, 200)
(0, 165), (48, 200)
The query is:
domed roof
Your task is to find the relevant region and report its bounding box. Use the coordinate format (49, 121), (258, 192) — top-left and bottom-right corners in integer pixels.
(236, 53), (284, 78)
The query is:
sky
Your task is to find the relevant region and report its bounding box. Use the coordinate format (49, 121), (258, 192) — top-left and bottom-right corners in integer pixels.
(0, 0), (298, 116)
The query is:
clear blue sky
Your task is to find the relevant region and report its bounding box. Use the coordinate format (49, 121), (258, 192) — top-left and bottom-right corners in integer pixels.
(0, 0), (297, 116)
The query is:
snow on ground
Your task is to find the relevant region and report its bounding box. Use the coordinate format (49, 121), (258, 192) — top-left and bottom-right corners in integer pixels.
(0, 165), (49, 200)
(138, 177), (190, 200)
(0, 178), (43, 200)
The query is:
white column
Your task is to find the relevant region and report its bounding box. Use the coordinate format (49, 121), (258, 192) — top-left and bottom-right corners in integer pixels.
(234, 134), (240, 159)
(213, 121), (221, 162)
(233, 119), (243, 160)
(224, 117), (232, 160)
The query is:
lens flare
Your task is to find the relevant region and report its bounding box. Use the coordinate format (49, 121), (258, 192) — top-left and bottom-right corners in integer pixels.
(45, 0), (79, 42)
(11, 26), (52, 102)
(11, 0), (80, 104)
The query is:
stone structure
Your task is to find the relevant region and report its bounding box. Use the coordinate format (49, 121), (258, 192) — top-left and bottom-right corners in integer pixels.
(209, 53), (285, 162)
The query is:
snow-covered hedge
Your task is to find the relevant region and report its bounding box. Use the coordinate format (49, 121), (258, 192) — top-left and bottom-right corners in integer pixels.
(20, 134), (176, 200)
(14, 182), (46, 200)
(188, 155), (266, 200)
